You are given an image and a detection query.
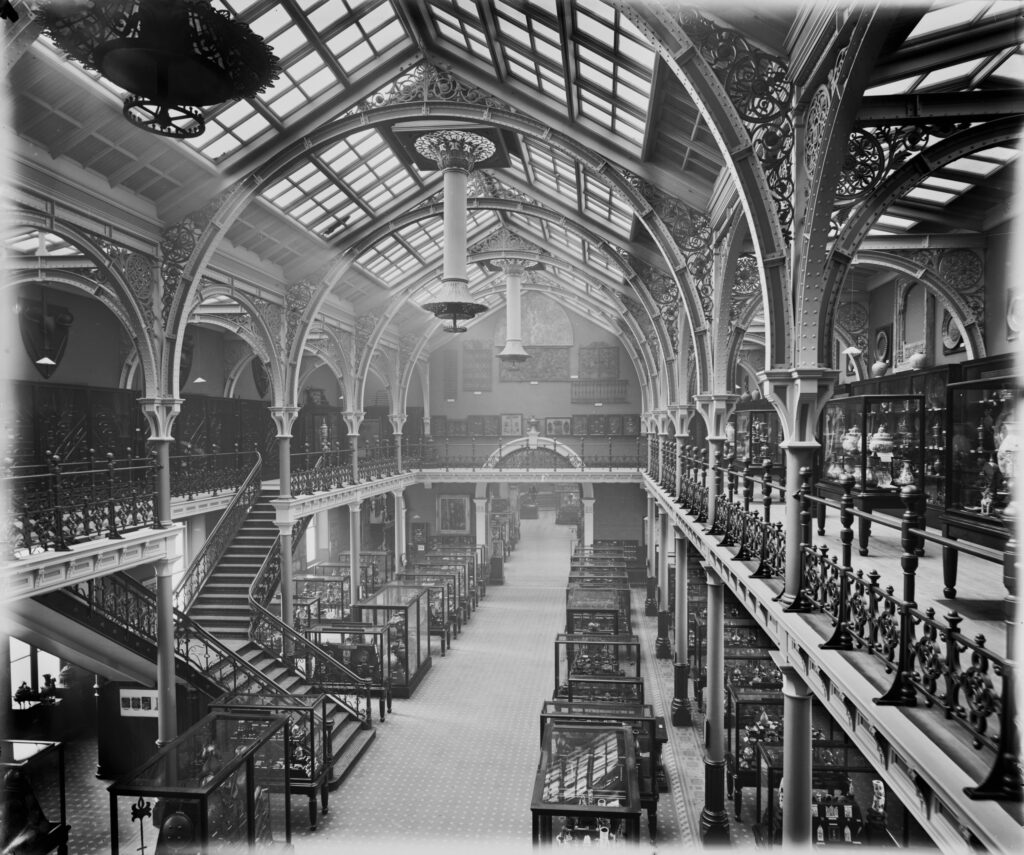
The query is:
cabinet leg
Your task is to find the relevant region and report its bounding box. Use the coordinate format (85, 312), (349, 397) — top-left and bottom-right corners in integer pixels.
(309, 795), (317, 829)
(942, 544), (958, 598)
(322, 786), (329, 815)
(858, 515), (871, 556)
(817, 501), (826, 537)
(648, 808), (657, 842)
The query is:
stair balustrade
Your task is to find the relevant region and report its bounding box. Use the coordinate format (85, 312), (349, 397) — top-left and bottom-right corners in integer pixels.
(169, 444), (260, 500)
(174, 453), (263, 613)
(3, 449), (159, 556)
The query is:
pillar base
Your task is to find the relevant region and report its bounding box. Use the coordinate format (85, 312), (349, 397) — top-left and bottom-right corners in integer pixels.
(700, 759), (731, 844)
(671, 662), (692, 726)
(644, 577), (659, 616)
(656, 611), (672, 658)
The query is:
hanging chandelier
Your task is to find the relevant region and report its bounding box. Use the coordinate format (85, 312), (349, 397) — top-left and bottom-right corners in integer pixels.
(35, 0), (281, 138)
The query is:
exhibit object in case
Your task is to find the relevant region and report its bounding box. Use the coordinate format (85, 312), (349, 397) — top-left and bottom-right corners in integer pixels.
(208, 694), (330, 829)
(107, 713), (291, 855)
(303, 621), (393, 721)
(353, 583), (431, 697)
(730, 399), (784, 473)
(566, 676), (644, 705)
(817, 394), (925, 554)
(553, 633), (641, 699)
(940, 372), (1019, 597)
(566, 586), (631, 635)
(0, 740), (69, 855)
(395, 572), (456, 655)
(531, 722), (641, 845)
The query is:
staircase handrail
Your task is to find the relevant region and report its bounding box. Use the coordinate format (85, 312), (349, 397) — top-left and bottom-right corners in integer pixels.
(44, 571), (289, 701)
(174, 452), (263, 613)
(249, 525), (374, 725)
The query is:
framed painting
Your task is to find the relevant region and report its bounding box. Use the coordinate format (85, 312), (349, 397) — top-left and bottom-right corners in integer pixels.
(605, 414), (623, 436)
(447, 419), (467, 437)
(483, 414), (501, 437)
(545, 416), (571, 436)
(430, 414), (447, 437)
(501, 413), (523, 436)
(437, 494), (471, 534)
(572, 415), (589, 436)
(467, 414), (485, 436)
(873, 323), (892, 364)
(588, 414), (608, 436)
(623, 415), (641, 436)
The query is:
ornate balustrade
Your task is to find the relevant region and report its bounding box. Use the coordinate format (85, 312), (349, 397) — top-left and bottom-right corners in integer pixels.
(169, 445), (260, 500)
(406, 436), (642, 470)
(4, 450), (159, 555)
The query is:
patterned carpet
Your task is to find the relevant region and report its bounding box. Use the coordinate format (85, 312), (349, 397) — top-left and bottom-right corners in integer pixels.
(45, 511), (728, 853)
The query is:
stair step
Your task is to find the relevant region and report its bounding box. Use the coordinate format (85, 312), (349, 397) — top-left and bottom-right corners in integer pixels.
(328, 727), (375, 790)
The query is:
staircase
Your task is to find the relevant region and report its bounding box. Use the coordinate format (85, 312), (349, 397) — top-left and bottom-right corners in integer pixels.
(186, 489), (376, 790)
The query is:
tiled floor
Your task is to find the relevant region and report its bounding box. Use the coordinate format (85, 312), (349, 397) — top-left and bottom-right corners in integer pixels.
(45, 510), (715, 854)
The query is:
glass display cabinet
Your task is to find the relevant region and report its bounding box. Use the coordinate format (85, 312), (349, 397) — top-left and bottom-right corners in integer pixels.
(553, 633), (641, 698)
(941, 372), (1020, 598)
(755, 741), (904, 847)
(293, 575), (351, 621)
(730, 399), (784, 472)
(413, 558), (473, 618)
(352, 583), (431, 698)
(394, 574), (454, 656)
(566, 587), (631, 635)
(817, 394), (925, 555)
(0, 740), (69, 855)
(531, 722), (641, 845)
(538, 701), (664, 842)
(567, 568), (630, 586)
(302, 621), (392, 721)
(400, 568), (462, 636)
(107, 713), (291, 854)
(209, 694), (330, 830)
(566, 676), (644, 704)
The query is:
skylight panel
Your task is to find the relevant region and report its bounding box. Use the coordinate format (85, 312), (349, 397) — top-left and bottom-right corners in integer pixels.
(874, 214), (918, 231)
(581, 171), (633, 234)
(905, 187), (958, 205)
(917, 57), (986, 89)
(944, 155), (1006, 177)
(906, 1), (988, 41)
(924, 176), (973, 193)
(865, 76), (919, 96)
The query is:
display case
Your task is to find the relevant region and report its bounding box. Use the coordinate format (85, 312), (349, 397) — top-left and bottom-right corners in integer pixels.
(566, 587), (631, 635)
(755, 741), (903, 847)
(209, 693), (330, 829)
(940, 372), (1020, 598)
(352, 584), (431, 698)
(817, 394), (925, 555)
(567, 568), (630, 586)
(0, 740), (69, 855)
(553, 633), (641, 698)
(400, 569), (462, 635)
(538, 701), (664, 841)
(107, 713), (291, 854)
(531, 722), (642, 845)
(293, 575), (351, 622)
(394, 573), (454, 655)
(730, 399), (784, 472)
(566, 676), (644, 705)
(302, 621), (392, 720)
(413, 557), (473, 618)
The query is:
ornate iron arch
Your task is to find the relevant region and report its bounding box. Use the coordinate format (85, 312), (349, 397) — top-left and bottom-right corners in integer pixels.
(481, 436), (584, 470)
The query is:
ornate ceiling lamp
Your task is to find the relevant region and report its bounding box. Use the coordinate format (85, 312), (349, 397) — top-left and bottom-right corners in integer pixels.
(415, 130), (494, 331)
(35, 0), (280, 138)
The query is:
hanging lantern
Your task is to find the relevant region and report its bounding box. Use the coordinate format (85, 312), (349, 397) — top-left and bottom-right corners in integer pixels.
(35, 0), (281, 138)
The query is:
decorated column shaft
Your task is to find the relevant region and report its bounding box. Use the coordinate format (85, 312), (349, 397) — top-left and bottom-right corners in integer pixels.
(581, 497), (595, 547)
(349, 503), (361, 607)
(671, 532), (691, 725)
(393, 489), (406, 564)
(155, 558), (179, 746)
(700, 563), (730, 842)
(780, 663), (813, 847)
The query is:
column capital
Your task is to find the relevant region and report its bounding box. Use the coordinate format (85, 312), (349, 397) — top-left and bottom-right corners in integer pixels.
(139, 397), (183, 440)
(692, 393), (739, 436)
(388, 413), (407, 435)
(581, 497), (595, 509)
(343, 410), (365, 435)
(474, 497), (488, 509)
(703, 563), (723, 587)
(773, 656), (813, 697)
(348, 502), (362, 514)
(758, 367), (838, 443)
(268, 406), (300, 437)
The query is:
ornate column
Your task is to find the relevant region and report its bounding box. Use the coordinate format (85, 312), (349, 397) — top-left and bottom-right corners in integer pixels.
(348, 502), (361, 607)
(343, 411), (364, 482)
(393, 489), (406, 564)
(154, 558), (179, 746)
(780, 662), (813, 848)
(269, 407), (299, 499)
(315, 510), (330, 562)
(645, 497), (658, 615)
(474, 497), (488, 553)
(694, 394), (736, 532)
(277, 520), (295, 631)
(656, 511), (672, 657)
(581, 497), (595, 546)
(760, 369), (836, 610)
(139, 397), (183, 526)
(700, 564), (730, 843)
(671, 531), (691, 725)
(675, 435), (684, 498)
(389, 413), (407, 471)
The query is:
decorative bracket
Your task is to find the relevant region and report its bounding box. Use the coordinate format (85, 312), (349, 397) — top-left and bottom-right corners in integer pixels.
(138, 397), (183, 441)
(268, 406), (299, 438)
(759, 368), (837, 443)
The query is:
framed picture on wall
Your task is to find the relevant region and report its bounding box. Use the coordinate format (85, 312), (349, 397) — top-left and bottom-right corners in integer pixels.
(873, 323), (892, 364)
(467, 414), (485, 436)
(606, 414), (623, 436)
(447, 419), (468, 437)
(483, 414), (501, 436)
(572, 415), (589, 436)
(545, 416), (571, 436)
(588, 414), (608, 436)
(437, 494), (471, 534)
(501, 413), (523, 436)
(430, 415), (447, 437)
(623, 415), (641, 436)
(942, 309), (966, 354)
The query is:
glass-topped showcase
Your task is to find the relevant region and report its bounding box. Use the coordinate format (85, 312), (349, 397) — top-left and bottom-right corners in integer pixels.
(399, 569), (462, 634)
(302, 621), (393, 721)
(1, 740), (68, 855)
(353, 583), (431, 697)
(531, 722), (641, 845)
(554, 633), (641, 698)
(817, 394), (925, 555)
(107, 713), (291, 854)
(394, 574), (454, 656)
(293, 575), (351, 622)
(941, 373), (1020, 598)
(208, 694), (330, 830)
(566, 586), (631, 635)
(412, 558), (473, 617)
(566, 676), (644, 705)
(729, 399), (784, 472)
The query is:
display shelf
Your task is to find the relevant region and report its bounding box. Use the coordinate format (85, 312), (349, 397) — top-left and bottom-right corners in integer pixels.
(353, 584), (431, 698)
(817, 394), (926, 555)
(302, 621), (392, 720)
(538, 701), (665, 841)
(208, 694), (330, 829)
(754, 740), (901, 848)
(531, 722), (641, 845)
(1, 739), (69, 855)
(566, 586), (631, 635)
(940, 371), (1019, 597)
(553, 633), (641, 698)
(107, 713), (291, 854)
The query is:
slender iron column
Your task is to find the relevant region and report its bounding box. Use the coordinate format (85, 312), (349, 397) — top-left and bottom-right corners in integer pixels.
(348, 503), (361, 607)
(155, 559), (178, 746)
(780, 661), (813, 848)
(671, 532), (691, 725)
(700, 564), (730, 842)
